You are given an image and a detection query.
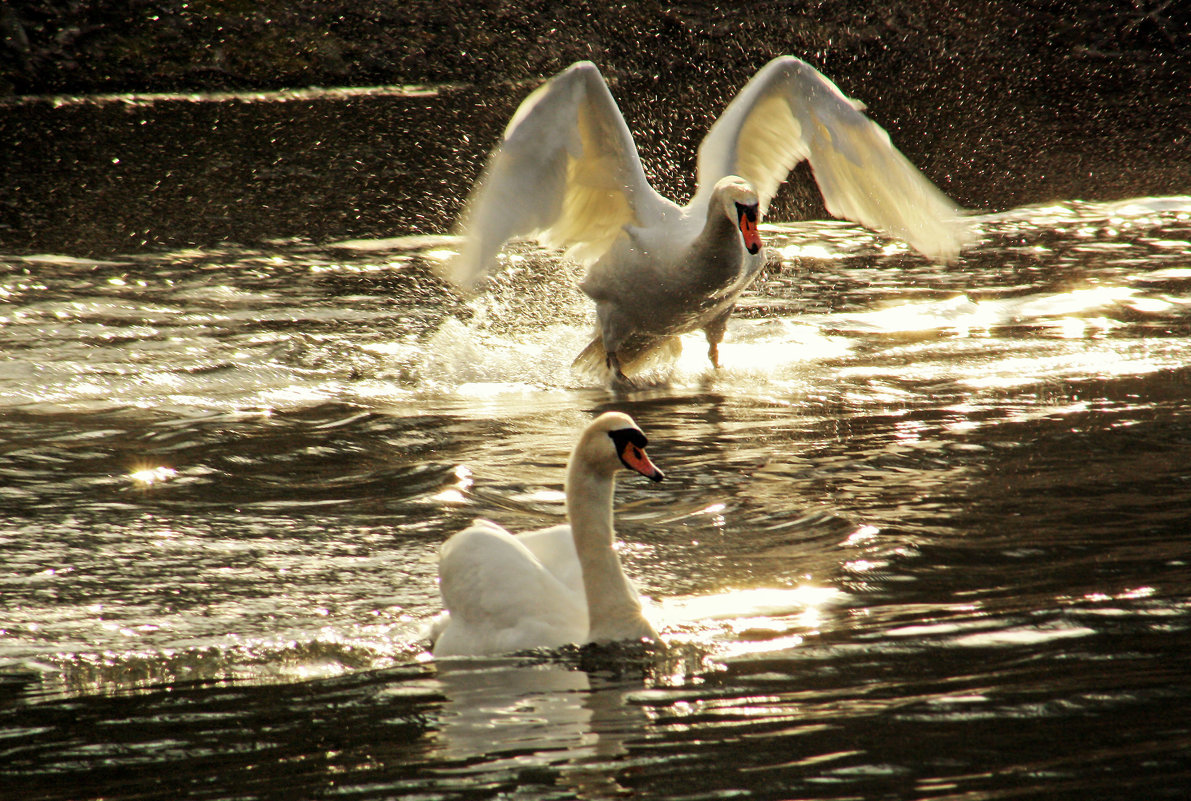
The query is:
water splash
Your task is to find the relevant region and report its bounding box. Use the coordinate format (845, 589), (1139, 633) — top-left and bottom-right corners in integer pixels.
(3, 196), (1189, 413)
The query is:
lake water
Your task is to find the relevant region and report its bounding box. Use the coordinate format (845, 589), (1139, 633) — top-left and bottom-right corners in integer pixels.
(2, 138), (1190, 796)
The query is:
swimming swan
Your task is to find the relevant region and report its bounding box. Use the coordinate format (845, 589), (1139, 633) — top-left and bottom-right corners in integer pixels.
(442, 57), (973, 384)
(430, 412), (663, 657)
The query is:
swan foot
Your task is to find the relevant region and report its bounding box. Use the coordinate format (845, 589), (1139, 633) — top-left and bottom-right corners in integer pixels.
(606, 352), (640, 390)
(704, 315), (729, 369)
(708, 341), (721, 369)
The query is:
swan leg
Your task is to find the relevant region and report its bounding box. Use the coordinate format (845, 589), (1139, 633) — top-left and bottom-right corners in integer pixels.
(597, 302), (641, 389)
(606, 351), (639, 389)
(704, 311), (731, 369)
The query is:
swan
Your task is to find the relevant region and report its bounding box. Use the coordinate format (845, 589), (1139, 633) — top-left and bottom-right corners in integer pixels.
(441, 57), (973, 385)
(430, 411), (664, 657)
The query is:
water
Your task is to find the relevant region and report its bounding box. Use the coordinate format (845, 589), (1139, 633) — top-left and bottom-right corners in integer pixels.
(3, 173), (1191, 798)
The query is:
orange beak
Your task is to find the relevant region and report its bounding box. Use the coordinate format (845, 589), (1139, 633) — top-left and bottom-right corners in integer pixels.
(739, 211), (762, 254)
(619, 443), (664, 482)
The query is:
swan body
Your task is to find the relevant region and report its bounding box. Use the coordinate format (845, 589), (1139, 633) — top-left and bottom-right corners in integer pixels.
(431, 412), (664, 657)
(443, 58), (973, 383)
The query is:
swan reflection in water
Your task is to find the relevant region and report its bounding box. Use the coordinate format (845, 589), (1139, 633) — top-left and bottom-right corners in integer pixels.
(427, 583), (843, 786)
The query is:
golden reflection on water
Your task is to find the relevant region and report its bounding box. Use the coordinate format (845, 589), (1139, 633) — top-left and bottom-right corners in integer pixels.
(844, 284), (1146, 338)
(129, 464), (177, 486)
(657, 585), (842, 661)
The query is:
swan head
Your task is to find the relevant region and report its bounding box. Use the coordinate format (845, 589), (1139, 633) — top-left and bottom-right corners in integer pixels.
(577, 412), (664, 482)
(714, 175), (762, 255)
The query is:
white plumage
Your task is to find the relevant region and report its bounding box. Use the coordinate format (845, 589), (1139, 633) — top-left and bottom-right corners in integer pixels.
(430, 412), (663, 657)
(444, 58), (973, 383)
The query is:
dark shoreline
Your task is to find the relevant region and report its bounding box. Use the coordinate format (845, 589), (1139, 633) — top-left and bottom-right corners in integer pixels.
(2, 2), (1188, 255)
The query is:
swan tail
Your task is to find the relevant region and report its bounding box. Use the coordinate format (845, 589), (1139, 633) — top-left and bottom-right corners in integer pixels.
(571, 333), (683, 378)
(571, 336), (608, 377)
(423, 611), (450, 648)
(628, 337), (683, 374)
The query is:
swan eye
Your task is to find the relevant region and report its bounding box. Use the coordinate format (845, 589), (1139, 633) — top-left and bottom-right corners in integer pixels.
(734, 201), (758, 223)
(608, 428), (648, 450)
(607, 427), (663, 482)
(735, 201), (762, 255)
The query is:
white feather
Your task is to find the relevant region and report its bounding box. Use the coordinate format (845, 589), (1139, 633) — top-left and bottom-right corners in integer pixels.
(443, 58), (974, 379)
(694, 56), (971, 262)
(431, 412), (660, 657)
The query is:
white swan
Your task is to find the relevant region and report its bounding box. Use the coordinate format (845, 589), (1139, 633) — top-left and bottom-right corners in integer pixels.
(442, 57), (973, 384)
(430, 412), (664, 657)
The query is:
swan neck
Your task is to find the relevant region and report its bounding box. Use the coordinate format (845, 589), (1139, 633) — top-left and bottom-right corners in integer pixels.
(693, 198), (745, 265)
(565, 460), (652, 642)
(565, 461), (615, 550)
(702, 195), (737, 232)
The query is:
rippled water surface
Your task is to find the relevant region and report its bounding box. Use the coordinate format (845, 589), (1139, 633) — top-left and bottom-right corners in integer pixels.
(3, 195), (1191, 800)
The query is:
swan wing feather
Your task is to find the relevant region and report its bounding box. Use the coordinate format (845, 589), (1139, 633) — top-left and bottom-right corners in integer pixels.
(695, 56), (973, 262)
(447, 62), (672, 288)
(434, 519), (586, 656)
(515, 524), (582, 591)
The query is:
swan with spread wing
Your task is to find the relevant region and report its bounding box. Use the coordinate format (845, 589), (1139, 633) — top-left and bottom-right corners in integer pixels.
(442, 57), (972, 385)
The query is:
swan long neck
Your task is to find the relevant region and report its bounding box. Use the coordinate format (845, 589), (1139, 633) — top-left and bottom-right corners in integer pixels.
(565, 456), (653, 642)
(687, 196), (748, 291)
(698, 197), (742, 252)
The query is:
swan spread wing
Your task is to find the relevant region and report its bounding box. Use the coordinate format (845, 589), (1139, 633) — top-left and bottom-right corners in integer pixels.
(434, 519), (586, 656)
(447, 62), (671, 288)
(695, 56), (973, 262)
